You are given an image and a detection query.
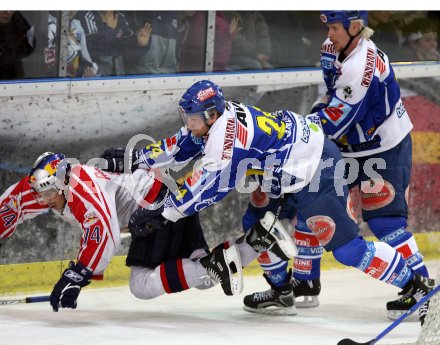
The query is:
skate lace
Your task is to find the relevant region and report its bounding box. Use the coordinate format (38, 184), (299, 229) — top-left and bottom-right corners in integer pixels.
(292, 279), (301, 288)
(200, 275), (212, 287)
(254, 289), (274, 302)
(207, 268), (222, 285)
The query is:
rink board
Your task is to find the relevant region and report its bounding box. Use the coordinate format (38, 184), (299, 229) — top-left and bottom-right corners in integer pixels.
(1, 231), (439, 296)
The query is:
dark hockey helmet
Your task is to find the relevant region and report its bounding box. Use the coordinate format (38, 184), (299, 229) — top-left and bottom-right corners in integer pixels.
(178, 80), (225, 125)
(320, 11), (368, 30)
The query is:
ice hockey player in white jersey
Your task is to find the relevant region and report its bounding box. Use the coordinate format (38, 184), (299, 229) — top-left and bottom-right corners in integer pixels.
(126, 79), (435, 323)
(245, 10), (433, 320)
(307, 10), (430, 320)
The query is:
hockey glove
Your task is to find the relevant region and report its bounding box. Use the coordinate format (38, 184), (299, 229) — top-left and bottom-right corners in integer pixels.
(50, 261), (92, 312)
(128, 204), (168, 238)
(100, 147), (139, 173)
(310, 94), (330, 114)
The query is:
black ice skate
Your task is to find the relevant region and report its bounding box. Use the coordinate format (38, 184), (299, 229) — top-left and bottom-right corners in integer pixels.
(243, 274), (297, 315)
(246, 211), (297, 261)
(387, 273), (436, 324)
(199, 245), (243, 296)
(292, 278), (321, 308)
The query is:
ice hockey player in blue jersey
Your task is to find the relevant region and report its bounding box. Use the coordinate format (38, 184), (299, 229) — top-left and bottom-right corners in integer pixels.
(126, 79), (434, 323)
(310, 10), (431, 320)
(245, 10), (432, 320)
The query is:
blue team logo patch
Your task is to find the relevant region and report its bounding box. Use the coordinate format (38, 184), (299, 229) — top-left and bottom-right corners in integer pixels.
(322, 99), (352, 126)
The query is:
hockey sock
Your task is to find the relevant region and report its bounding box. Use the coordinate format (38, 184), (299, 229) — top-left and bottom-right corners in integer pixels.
(333, 236), (413, 289)
(368, 217), (429, 277)
(293, 214), (323, 280)
(129, 259), (209, 299)
(257, 251), (289, 287)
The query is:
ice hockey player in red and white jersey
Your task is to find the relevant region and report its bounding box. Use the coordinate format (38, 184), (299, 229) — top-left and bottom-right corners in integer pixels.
(2, 151), (295, 312)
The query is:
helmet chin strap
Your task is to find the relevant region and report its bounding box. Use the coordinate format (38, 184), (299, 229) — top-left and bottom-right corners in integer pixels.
(339, 26), (364, 62)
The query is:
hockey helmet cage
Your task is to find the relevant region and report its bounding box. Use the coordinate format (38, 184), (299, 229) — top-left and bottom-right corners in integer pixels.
(29, 152), (69, 192)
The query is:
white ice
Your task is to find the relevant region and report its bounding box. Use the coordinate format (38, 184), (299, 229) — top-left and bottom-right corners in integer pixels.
(1, 261), (438, 345)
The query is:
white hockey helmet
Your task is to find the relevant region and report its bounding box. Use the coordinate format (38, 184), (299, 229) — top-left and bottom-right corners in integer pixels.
(28, 152), (69, 193)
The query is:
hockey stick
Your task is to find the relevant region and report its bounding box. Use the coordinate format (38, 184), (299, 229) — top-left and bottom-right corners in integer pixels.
(0, 295), (50, 306)
(337, 283), (440, 345)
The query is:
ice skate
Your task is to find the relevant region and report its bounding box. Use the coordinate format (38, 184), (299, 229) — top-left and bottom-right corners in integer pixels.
(243, 274), (297, 315)
(387, 273), (436, 324)
(246, 211), (297, 261)
(292, 278), (321, 308)
(199, 245), (243, 296)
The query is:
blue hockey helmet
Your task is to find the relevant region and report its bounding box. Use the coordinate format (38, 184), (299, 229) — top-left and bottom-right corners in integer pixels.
(29, 152), (69, 193)
(320, 11), (368, 30)
(178, 80), (225, 124)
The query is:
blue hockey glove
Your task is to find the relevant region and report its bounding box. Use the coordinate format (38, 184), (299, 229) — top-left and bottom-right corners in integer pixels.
(100, 147), (139, 173)
(50, 261), (92, 312)
(128, 204), (168, 238)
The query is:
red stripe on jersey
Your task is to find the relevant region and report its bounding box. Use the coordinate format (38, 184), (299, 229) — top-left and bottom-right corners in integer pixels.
(236, 122), (248, 147)
(70, 167), (112, 241)
(78, 167), (111, 218)
(89, 235), (109, 272)
(1, 177), (48, 239)
(70, 190), (108, 271)
(160, 263), (172, 293)
(176, 259), (189, 290)
(144, 177), (163, 205)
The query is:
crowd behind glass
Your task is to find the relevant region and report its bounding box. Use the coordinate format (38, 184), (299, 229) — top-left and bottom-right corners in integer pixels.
(0, 10), (439, 80)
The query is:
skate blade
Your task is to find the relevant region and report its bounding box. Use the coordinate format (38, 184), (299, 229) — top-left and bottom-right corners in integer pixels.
(295, 295), (320, 308)
(387, 310), (419, 322)
(261, 211), (297, 259)
(243, 305), (298, 316)
(224, 245), (243, 295)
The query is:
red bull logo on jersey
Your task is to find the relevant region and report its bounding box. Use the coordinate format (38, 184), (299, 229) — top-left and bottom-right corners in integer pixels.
(197, 87), (216, 102)
(83, 210), (99, 228)
(306, 215), (336, 246)
(361, 179), (396, 211)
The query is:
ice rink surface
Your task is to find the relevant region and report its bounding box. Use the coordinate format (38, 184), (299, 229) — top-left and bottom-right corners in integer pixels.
(1, 261), (438, 345)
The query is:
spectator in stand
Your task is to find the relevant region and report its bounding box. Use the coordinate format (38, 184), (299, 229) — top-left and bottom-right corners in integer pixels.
(177, 11), (239, 72)
(0, 11), (35, 80)
(124, 11), (178, 74)
(368, 11), (403, 62)
(66, 11), (98, 77)
(77, 11), (134, 76)
(226, 11), (272, 70)
(263, 12), (311, 68)
(402, 17), (440, 61)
